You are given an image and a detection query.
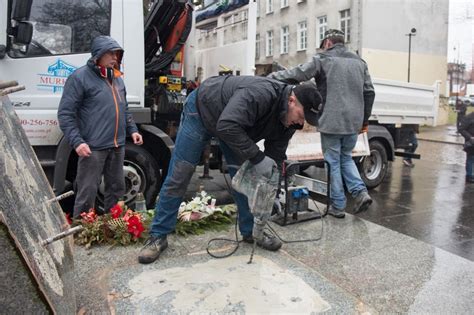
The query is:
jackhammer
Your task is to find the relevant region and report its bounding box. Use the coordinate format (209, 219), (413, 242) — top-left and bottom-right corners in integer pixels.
(232, 160), (280, 263)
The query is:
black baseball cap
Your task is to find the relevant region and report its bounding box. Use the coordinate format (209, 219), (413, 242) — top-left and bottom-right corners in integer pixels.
(293, 83), (322, 126)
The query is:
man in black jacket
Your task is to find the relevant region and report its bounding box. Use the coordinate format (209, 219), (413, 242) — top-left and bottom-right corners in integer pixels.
(138, 75), (321, 264)
(459, 111), (474, 183)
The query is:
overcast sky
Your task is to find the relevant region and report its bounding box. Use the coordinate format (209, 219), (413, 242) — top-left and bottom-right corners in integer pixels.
(448, 0), (473, 69)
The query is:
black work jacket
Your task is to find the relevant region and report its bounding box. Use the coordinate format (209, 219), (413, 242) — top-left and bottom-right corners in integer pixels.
(196, 75), (295, 164)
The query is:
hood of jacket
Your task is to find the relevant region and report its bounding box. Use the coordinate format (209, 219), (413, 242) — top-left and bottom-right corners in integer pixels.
(89, 36), (124, 69)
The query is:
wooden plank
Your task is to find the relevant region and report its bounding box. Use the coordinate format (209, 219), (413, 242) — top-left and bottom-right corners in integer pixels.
(0, 95), (76, 313)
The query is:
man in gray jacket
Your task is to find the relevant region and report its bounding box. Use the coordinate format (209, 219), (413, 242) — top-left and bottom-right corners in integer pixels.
(58, 36), (143, 218)
(269, 29), (376, 218)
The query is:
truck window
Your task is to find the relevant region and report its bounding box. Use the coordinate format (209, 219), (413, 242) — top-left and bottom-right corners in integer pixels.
(8, 0), (111, 58)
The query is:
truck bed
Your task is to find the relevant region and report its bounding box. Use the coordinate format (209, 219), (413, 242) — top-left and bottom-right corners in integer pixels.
(370, 78), (440, 126)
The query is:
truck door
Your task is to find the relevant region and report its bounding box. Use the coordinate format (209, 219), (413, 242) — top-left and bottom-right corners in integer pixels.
(0, 0), (114, 147)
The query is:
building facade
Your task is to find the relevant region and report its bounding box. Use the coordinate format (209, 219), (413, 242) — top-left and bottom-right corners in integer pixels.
(193, 0), (449, 95)
(255, 0), (449, 93)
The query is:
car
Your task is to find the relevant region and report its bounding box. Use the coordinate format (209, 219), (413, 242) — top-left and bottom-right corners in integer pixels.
(448, 96), (457, 106)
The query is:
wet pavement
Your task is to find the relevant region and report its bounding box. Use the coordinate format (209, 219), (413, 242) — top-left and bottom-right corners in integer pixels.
(73, 124), (474, 313)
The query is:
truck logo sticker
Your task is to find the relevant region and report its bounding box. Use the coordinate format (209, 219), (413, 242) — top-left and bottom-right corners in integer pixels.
(37, 59), (77, 93)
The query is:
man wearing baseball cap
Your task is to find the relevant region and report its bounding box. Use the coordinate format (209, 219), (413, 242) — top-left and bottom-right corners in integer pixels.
(138, 75), (321, 264)
(269, 29), (376, 219)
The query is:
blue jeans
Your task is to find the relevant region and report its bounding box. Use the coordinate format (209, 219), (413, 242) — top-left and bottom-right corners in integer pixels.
(321, 133), (367, 210)
(149, 90), (254, 237)
(467, 153), (474, 179)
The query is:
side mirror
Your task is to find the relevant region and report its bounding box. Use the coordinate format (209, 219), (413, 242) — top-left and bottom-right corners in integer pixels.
(13, 22), (33, 46)
(12, 0), (32, 21)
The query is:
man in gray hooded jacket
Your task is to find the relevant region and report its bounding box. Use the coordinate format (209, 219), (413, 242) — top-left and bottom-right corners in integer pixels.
(58, 36), (143, 218)
(268, 29), (376, 218)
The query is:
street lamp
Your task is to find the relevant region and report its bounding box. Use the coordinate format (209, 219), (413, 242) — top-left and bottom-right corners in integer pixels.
(406, 28), (416, 82)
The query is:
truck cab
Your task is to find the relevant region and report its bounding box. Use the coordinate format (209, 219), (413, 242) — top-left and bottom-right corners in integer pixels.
(0, 0), (187, 210)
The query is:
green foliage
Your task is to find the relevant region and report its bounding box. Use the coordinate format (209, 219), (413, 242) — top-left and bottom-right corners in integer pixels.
(175, 211), (236, 237)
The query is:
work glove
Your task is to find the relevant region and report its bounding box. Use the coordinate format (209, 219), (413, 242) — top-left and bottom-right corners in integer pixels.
(253, 156), (277, 179)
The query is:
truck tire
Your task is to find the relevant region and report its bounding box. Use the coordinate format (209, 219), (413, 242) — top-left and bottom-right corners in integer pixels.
(357, 140), (388, 189)
(97, 144), (162, 210)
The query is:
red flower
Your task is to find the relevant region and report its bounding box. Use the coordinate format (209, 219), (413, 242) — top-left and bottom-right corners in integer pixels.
(80, 209), (97, 223)
(65, 213), (72, 225)
(127, 215), (144, 238)
(110, 204), (123, 219)
(122, 209), (134, 222)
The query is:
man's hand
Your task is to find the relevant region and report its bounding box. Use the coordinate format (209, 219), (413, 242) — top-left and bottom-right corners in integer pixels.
(132, 132), (143, 145)
(75, 143), (91, 157)
(360, 124), (369, 134)
(253, 156), (277, 179)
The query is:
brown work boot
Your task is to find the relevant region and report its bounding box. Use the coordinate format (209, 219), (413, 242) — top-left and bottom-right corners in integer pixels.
(138, 235), (168, 264)
(353, 191), (372, 214)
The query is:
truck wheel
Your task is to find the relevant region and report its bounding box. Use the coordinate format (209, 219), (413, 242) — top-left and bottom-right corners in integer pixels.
(357, 140), (388, 189)
(97, 144), (161, 210)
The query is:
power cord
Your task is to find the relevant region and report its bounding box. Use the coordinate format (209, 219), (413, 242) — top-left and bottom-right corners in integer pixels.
(206, 171), (243, 259)
(206, 171), (326, 259)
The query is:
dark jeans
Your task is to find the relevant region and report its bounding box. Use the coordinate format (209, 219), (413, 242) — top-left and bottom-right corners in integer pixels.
(404, 131), (418, 163)
(149, 90), (254, 238)
(73, 146), (125, 217)
(467, 152), (474, 180)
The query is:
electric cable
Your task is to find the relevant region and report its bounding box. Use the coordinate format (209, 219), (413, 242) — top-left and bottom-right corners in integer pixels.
(206, 165), (327, 259)
(205, 170), (242, 259)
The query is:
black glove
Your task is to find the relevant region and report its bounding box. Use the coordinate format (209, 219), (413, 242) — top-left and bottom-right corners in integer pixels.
(253, 156), (277, 179)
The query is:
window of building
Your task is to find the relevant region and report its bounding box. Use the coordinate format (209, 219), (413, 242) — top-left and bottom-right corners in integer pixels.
(317, 15), (327, 47)
(266, 0), (273, 14)
(256, 33), (260, 59)
(242, 11), (248, 39)
(8, 0), (111, 58)
(281, 0), (288, 8)
(297, 21), (307, 51)
(280, 26), (289, 54)
(266, 30), (273, 56)
(340, 9), (351, 42)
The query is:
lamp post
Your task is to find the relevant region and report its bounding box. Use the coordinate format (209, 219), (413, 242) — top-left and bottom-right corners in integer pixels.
(406, 28), (416, 82)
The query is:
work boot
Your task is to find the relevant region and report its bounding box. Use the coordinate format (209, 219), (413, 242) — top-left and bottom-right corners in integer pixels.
(242, 235), (254, 244)
(138, 235), (168, 264)
(353, 191), (372, 214)
(243, 232), (282, 251)
(326, 205), (345, 218)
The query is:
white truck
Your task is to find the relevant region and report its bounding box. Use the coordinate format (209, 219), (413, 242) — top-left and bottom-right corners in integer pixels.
(0, 0), (200, 209)
(0, 0), (439, 214)
(284, 78), (440, 188)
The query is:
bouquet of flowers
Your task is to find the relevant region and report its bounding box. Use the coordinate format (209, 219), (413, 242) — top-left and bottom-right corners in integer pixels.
(75, 201), (152, 248)
(175, 191), (236, 236)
